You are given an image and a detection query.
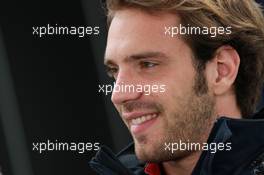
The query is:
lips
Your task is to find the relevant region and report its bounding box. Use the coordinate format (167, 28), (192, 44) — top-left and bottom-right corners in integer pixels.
(122, 112), (159, 135)
(131, 113), (158, 125)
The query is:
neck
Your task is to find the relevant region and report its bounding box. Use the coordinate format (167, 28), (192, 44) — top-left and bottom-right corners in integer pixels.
(161, 96), (242, 175)
(215, 92), (242, 119)
(161, 116), (216, 175)
(162, 151), (202, 175)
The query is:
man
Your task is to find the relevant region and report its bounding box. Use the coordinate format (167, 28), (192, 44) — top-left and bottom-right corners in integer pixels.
(90, 0), (264, 174)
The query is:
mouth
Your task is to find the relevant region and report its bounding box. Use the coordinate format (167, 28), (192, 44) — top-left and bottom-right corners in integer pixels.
(131, 113), (158, 125)
(124, 112), (159, 135)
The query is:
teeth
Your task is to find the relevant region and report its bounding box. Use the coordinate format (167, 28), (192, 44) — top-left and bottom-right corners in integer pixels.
(131, 114), (158, 125)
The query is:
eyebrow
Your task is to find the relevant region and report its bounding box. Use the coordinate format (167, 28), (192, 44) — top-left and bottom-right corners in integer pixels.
(104, 51), (168, 66)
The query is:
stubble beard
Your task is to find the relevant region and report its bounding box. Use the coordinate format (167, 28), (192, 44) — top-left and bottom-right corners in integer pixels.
(134, 73), (216, 162)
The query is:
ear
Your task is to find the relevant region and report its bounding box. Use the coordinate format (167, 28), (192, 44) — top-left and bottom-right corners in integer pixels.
(210, 45), (240, 95)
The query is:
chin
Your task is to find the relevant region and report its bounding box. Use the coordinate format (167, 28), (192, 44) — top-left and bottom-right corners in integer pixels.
(134, 141), (151, 160)
(134, 141), (162, 162)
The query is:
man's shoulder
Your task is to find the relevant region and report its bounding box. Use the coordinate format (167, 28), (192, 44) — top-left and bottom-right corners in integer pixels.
(193, 112), (264, 175)
(89, 110), (264, 175)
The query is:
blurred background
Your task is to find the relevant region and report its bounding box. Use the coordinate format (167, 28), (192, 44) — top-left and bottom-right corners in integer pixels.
(0, 1), (131, 175)
(0, 0), (263, 175)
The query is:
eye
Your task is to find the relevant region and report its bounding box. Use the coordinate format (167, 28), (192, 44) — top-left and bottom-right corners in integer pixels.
(140, 61), (158, 68)
(105, 66), (118, 78)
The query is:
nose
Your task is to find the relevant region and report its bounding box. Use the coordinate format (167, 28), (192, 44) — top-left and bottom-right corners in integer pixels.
(111, 70), (143, 105)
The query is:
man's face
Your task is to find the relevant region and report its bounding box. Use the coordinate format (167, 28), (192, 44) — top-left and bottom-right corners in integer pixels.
(105, 8), (216, 162)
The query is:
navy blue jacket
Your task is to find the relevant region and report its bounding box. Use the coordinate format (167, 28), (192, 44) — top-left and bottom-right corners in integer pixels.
(90, 110), (264, 175)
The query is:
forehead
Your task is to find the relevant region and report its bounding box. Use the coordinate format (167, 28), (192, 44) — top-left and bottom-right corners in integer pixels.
(105, 8), (184, 63)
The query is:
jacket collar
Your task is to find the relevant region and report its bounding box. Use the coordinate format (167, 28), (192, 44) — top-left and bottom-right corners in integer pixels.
(192, 114), (264, 175)
(90, 109), (264, 175)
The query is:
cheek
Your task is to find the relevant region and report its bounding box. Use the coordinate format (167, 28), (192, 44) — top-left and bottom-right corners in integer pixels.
(161, 77), (194, 109)
(162, 62), (196, 98)
(154, 76), (196, 129)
